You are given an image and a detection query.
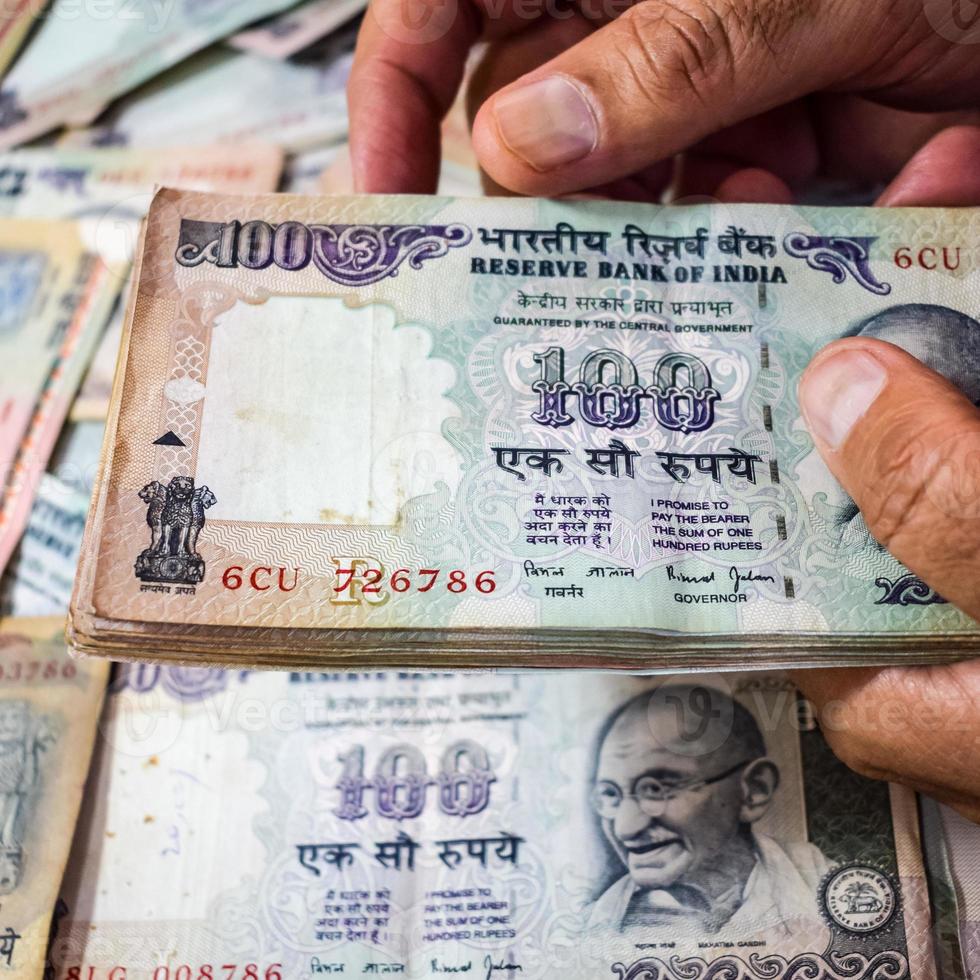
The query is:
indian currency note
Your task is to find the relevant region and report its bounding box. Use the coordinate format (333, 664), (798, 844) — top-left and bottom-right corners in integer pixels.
(0, 0), (300, 149)
(0, 232), (70, 486)
(229, 0), (366, 59)
(0, 145), (284, 223)
(919, 795), (965, 980)
(0, 615), (107, 978)
(0, 473), (89, 616)
(941, 805), (980, 978)
(69, 191), (980, 664)
(70, 295), (126, 422)
(50, 669), (936, 979)
(0, 419), (108, 610)
(0, 220), (111, 517)
(61, 42), (352, 155)
(0, 219), (121, 580)
(0, 145), (283, 268)
(920, 797), (980, 978)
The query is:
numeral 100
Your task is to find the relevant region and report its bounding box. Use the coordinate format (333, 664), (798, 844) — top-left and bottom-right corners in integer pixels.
(335, 742), (495, 821)
(532, 346), (721, 433)
(213, 219), (314, 270)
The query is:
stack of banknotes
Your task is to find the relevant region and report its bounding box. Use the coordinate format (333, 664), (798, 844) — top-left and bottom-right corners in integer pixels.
(0, 1), (973, 977)
(65, 188), (980, 668)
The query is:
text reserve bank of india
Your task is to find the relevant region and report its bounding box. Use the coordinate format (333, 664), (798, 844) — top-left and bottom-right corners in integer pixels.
(69, 190), (980, 668)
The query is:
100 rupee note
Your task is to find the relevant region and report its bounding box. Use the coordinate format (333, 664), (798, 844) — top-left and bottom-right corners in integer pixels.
(51, 669), (936, 980)
(69, 190), (980, 667)
(0, 616), (107, 978)
(921, 797), (980, 979)
(0, 145), (284, 226)
(0, 144), (288, 421)
(0, 473), (89, 617)
(0, 144), (284, 272)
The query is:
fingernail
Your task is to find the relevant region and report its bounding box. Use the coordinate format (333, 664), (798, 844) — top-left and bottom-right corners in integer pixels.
(493, 76), (598, 171)
(800, 349), (888, 450)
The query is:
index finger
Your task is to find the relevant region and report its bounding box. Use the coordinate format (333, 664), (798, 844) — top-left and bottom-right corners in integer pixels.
(348, 0), (481, 193)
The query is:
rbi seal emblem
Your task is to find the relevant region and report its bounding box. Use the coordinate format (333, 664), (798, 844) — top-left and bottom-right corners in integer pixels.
(821, 865), (899, 935)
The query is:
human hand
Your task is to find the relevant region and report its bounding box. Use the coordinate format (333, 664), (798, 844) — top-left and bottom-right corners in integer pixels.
(790, 141), (980, 823)
(795, 333), (980, 822)
(347, 0), (980, 196)
(348, 0), (980, 820)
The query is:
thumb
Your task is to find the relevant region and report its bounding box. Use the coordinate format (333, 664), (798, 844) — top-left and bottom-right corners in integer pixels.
(470, 0), (886, 195)
(799, 337), (980, 620)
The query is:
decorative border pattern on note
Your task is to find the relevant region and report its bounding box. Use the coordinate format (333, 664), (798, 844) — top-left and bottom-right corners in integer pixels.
(309, 223), (472, 286)
(612, 951), (910, 980)
(782, 234), (891, 296)
(874, 573), (947, 606)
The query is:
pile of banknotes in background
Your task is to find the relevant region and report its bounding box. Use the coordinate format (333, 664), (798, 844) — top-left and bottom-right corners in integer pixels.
(0, 0), (976, 976)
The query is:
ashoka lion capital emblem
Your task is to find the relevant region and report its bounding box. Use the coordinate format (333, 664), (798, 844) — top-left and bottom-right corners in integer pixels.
(135, 476), (216, 586)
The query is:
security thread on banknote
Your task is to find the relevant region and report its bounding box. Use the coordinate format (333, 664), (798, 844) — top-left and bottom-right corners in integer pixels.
(69, 189), (980, 667)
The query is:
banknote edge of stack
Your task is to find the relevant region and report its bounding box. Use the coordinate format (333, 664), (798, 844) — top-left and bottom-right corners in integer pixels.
(68, 216), (147, 658)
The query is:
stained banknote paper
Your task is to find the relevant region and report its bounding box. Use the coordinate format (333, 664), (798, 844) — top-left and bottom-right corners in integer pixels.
(0, 616), (107, 978)
(51, 669), (935, 979)
(69, 191), (980, 666)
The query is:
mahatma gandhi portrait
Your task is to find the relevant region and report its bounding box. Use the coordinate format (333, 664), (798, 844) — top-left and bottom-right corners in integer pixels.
(797, 303), (980, 549)
(586, 684), (830, 936)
